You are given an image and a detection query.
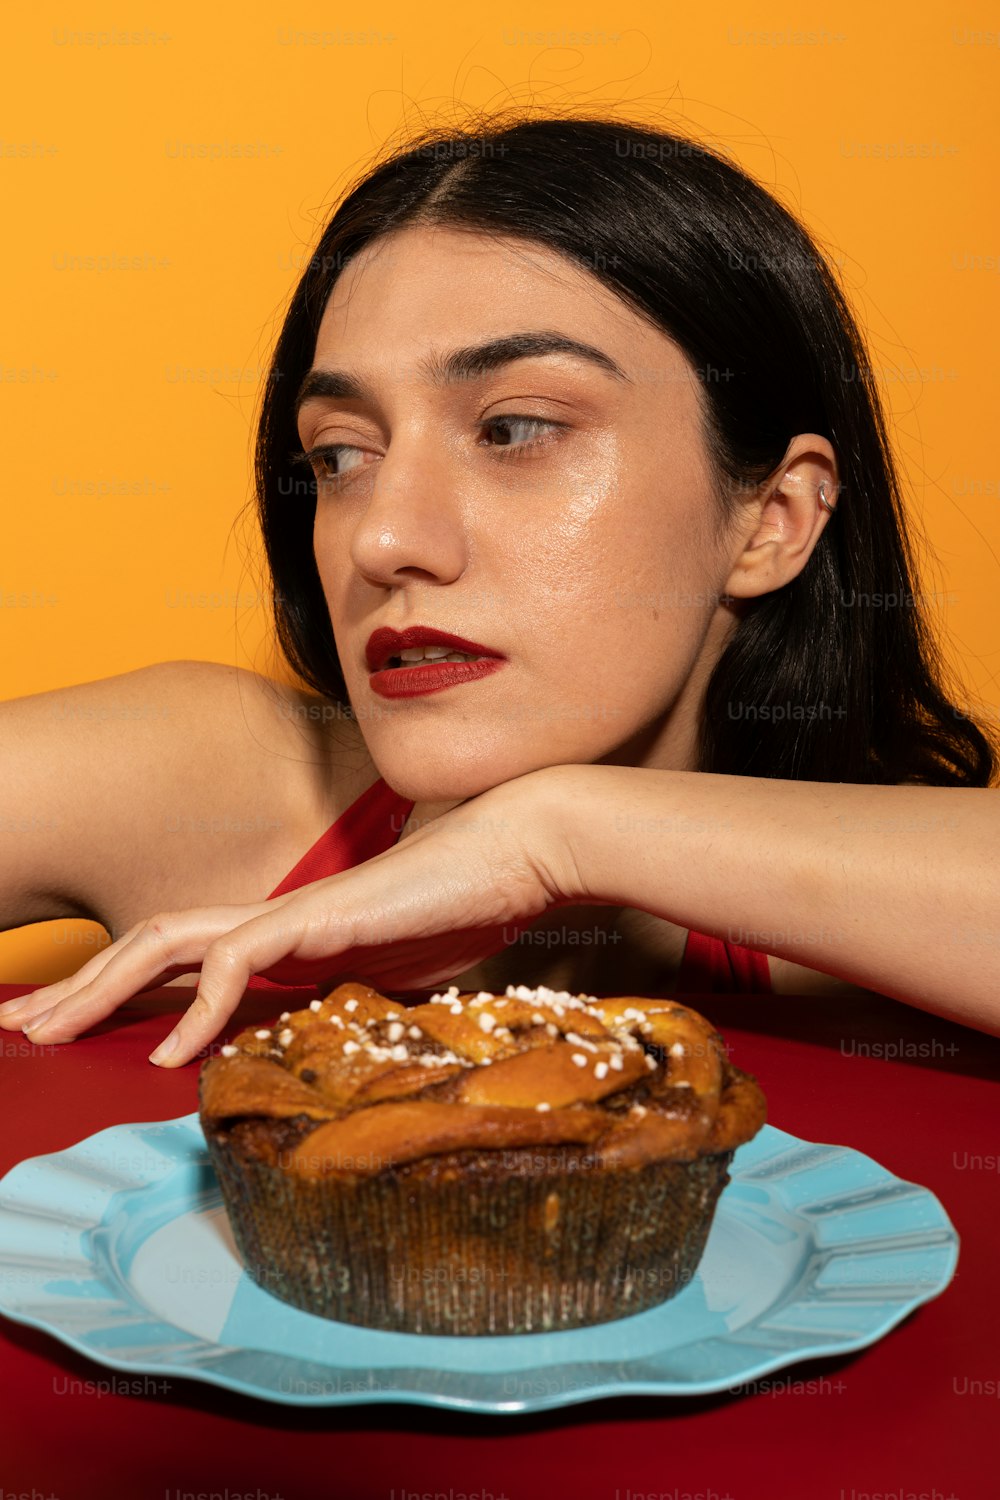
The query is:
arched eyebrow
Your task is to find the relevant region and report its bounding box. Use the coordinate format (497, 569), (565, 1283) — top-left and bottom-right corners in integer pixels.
(293, 329), (632, 421)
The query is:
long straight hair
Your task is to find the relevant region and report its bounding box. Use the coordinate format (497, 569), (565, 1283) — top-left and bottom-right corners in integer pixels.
(253, 112), (998, 788)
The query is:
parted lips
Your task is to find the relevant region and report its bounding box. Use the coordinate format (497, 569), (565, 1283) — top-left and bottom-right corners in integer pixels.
(199, 982), (767, 1176)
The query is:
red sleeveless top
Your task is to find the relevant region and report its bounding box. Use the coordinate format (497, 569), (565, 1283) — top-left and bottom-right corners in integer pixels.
(246, 775), (772, 997)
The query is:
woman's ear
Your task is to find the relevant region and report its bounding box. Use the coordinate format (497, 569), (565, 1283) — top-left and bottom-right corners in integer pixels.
(722, 434), (840, 601)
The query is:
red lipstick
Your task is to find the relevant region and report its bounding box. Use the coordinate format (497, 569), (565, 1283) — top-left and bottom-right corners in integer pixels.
(365, 625), (507, 700)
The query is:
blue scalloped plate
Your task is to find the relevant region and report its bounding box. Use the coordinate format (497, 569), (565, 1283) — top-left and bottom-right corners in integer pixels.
(0, 1113), (958, 1413)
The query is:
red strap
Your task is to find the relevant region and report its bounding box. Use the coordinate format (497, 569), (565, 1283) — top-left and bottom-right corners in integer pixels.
(675, 927), (772, 994)
(247, 777), (414, 994)
(265, 777), (414, 898)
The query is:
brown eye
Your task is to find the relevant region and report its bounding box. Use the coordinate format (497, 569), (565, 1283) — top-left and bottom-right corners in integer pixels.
(479, 415), (564, 457)
(288, 443), (371, 488)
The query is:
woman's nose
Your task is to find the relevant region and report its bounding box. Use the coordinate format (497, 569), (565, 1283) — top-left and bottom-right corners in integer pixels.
(346, 432), (469, 587)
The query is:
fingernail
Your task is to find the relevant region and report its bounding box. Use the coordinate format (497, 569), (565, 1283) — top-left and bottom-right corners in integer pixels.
(23, 1007), (55, 1036)
(149, 1031), (181, 1067)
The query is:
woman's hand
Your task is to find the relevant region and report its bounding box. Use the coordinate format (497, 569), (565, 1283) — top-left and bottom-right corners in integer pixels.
(0, 770), (583, 1068)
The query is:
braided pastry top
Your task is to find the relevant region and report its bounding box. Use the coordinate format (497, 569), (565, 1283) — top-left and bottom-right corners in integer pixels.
(199, 982), (766, 1178)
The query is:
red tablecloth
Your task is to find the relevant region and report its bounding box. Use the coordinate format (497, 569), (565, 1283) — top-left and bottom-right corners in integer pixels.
(1, 980), (994, 1499)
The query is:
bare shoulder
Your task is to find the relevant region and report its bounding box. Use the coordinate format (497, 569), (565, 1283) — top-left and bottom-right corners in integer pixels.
(160, 659), (376, 807)
(103, 659), (381, 929)
(24, 658), (378, 937)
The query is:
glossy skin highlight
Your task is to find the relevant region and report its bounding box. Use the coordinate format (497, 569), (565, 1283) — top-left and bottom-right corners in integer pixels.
(295, 224), (838, 811)
(5, 235), (995, 1062)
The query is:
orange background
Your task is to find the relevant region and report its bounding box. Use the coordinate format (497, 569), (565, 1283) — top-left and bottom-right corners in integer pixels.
(3, 2), (999, 980)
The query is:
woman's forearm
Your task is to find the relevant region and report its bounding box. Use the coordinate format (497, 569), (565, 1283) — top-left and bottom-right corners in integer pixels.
(541, 764), (1000, 1035)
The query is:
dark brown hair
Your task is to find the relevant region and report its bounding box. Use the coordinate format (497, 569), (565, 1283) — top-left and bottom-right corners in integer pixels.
(251, 111), (998, 788)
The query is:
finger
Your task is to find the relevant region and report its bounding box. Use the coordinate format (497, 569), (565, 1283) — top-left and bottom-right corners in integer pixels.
(148, 905), (352, 1068)
(20, 920), (182, 1042)
(1, 890), (302, 1033)
(0, 922), (149, 1029)
(0, 928), (214, 1030)
(147, 970), (245, 1069)
(22, 905), (275, 1045)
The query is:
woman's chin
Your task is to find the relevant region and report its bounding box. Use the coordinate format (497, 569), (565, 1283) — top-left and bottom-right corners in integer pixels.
(371, 756), (528, 808)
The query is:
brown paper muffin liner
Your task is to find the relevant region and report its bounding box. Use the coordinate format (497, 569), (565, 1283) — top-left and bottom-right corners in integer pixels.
(204, 1123), (735, 1335)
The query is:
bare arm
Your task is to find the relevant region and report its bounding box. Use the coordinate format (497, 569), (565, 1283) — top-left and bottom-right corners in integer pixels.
(0, 660), (337, 941)
(4, 759), (996, 1065)
(547, 764), (1000, 1035)
(0, 662), (179, 933)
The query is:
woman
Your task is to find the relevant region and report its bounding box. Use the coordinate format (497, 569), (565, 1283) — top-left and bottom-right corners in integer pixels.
(2, 111), (997, 1065)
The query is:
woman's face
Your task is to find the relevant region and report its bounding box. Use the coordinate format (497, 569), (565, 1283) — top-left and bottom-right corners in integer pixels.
(296, 224), (747, 803)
